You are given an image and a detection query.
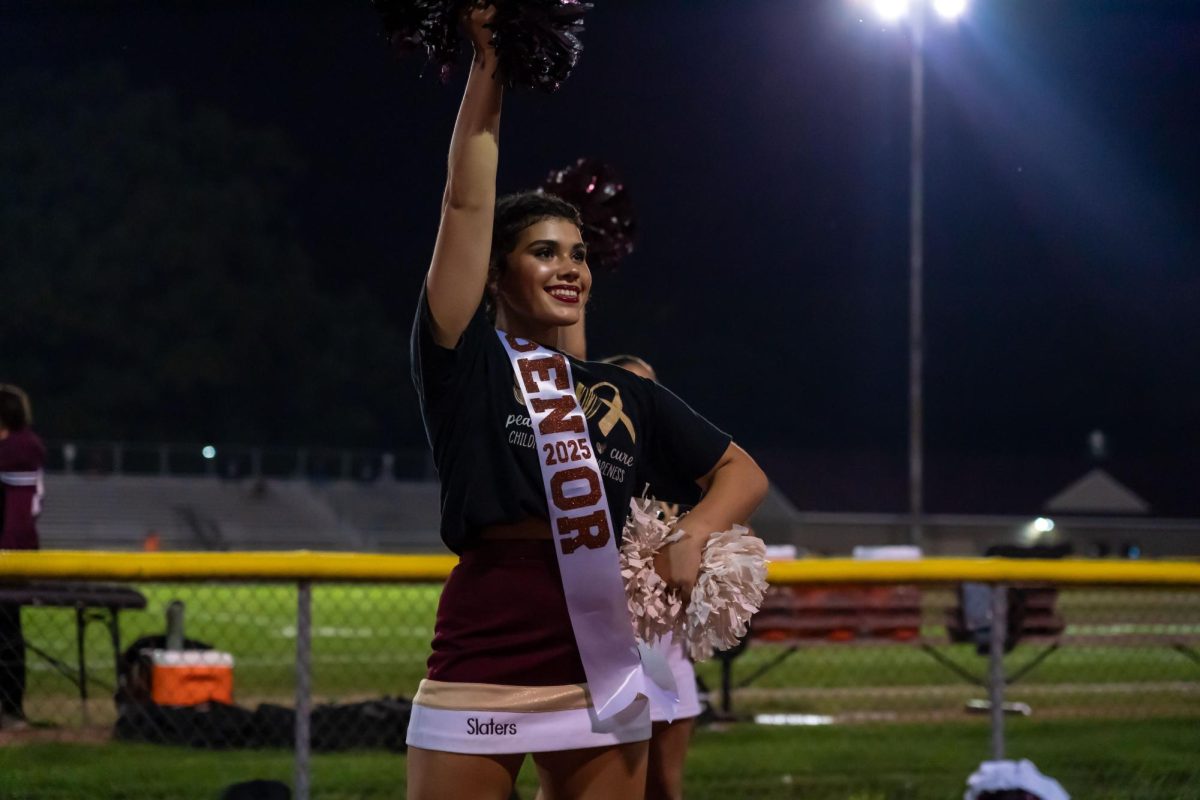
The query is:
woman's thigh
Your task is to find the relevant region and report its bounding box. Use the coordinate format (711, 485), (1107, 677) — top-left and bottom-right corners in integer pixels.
(647, 718), (695, 800)
(532, 741), (649, 800)
(406, 745), (525, 800)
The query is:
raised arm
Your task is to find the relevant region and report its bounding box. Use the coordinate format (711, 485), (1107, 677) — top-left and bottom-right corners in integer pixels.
(425, 7), (504, 348)
(658, 442), (769, 596)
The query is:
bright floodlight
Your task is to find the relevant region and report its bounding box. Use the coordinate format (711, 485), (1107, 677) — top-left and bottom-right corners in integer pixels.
(872, 0), (910, 21)
(933, 0), (968, 19)
(202, 445), (217, 460)
(1033, 517), (1056, 534)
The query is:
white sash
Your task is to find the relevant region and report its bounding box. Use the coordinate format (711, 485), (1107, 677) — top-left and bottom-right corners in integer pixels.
(497, 330), (650, 721)
(0, 470), (43, 517)
(0, 470), (41, 487)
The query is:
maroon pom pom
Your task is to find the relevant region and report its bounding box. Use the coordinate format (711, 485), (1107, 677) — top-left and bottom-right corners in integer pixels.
(373, 1), (593, 92)
(373, 0), (461, 83)
(488, 0), (593, 93)
(542, 158), (636, 270)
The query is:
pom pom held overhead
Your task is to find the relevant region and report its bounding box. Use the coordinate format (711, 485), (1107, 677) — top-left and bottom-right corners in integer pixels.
(489, 0), (593, 93)
(373, 0), (593, 92)
(372, 0), (460, 83)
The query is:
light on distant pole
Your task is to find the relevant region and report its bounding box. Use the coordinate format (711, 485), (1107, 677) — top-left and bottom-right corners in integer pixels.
(933, 0), (968, 20)
(860, 0), (968, 548)
(873, 0), (911, 21)
(868, 0), (967, 21)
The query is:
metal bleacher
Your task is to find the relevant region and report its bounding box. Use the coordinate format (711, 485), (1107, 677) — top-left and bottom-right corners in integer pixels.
(37, 475), (443, 553)
(39, 475), (210, 551)
(37, 473), (801, 555)
(316, 481), (444, 553)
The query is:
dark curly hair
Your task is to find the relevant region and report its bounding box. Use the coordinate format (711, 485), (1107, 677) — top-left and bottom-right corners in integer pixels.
(486, 191), (583, 319)
(490, 191), (582, 276)
(0, 384), (32, 432)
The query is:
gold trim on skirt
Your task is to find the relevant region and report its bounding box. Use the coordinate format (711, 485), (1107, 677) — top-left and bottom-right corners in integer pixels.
(413, 679), (593, 713)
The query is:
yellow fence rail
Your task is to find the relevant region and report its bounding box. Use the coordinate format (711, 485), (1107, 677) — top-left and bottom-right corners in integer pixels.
(2, 550), (1199, 585)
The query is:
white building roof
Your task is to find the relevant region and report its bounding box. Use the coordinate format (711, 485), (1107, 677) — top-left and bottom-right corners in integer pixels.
(1045, 468), (1150, 514)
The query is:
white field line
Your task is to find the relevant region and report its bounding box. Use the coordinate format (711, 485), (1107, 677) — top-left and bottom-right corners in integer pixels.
(275, 625), (430, 639)
(1065, 623), (1200, 635)
(111, 609), (430, 638)
(736, 681), (1200, 700)
(186, 610), (433, 631)
(28, 653), (426, 673)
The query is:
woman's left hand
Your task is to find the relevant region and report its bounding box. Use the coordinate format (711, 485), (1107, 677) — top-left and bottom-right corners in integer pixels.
(655, 526), (707, 600)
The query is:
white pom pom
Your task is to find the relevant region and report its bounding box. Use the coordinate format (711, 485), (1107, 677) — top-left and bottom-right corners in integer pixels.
(683, 525), (768, 661)
(619, 498), (769, 662)
(619, 496), (685, 645)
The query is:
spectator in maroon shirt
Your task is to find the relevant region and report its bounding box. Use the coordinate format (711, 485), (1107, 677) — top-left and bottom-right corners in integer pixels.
(0, 384), (45, 729)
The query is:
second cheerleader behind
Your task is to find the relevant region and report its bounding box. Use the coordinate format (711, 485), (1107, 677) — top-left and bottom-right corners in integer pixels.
(405, 7), (769, 799)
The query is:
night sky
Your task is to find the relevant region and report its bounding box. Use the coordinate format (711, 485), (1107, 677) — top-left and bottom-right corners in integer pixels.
(4, 1), (1198, 510)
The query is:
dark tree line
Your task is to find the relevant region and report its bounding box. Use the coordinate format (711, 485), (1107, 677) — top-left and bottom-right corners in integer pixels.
(0, 65), (414, 448)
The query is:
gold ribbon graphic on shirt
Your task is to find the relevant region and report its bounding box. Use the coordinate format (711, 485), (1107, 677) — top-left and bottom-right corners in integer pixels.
(576, 382), (636, 443)
(515, 380), (637, 443)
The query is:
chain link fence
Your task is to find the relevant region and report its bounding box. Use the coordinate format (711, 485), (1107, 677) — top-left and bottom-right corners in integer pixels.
(705, 584), (1200, 723)
(2, 560), (1199, 798)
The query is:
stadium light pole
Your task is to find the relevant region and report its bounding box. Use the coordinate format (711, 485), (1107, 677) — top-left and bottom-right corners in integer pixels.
(863, 0), (967, 548)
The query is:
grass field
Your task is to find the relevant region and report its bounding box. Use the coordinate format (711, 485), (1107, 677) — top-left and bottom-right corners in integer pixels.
(1, 718), (1198, 799)
(6, 582), (1199, 796)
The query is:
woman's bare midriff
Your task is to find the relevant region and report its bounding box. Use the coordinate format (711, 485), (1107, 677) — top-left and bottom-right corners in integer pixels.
(478, 517), (554, 541)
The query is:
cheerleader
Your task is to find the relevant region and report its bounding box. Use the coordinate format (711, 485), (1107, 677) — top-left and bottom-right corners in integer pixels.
(406, 7), (768, 798)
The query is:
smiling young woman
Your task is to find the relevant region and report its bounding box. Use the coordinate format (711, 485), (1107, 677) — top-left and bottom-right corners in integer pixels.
(487, 199), (591, 336)
(405, 7), (769, 799)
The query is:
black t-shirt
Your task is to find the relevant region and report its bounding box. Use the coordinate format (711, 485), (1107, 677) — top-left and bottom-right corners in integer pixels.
(411, 287), (732, 554)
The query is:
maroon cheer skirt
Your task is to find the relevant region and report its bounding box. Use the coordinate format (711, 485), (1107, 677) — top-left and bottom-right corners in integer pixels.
(427, 539), (587, 686)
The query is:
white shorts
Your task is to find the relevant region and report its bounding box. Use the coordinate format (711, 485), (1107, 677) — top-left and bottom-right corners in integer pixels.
(650, 639), (701, 723)
(405, 679), (651, 755)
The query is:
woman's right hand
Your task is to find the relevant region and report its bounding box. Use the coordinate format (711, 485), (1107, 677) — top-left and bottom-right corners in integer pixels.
(424, 1), (503, 349)
(465, 4), (497, 58)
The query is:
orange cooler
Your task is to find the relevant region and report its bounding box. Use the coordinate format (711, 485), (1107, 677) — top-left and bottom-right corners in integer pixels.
(147, 650), (235, 706)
